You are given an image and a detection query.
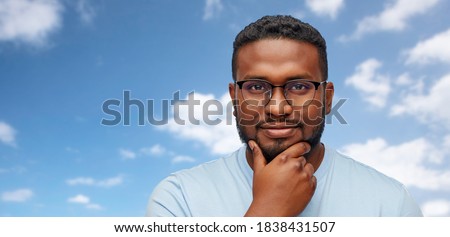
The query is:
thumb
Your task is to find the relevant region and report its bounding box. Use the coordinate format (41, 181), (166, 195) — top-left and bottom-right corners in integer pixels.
(248, 140), (266, 173)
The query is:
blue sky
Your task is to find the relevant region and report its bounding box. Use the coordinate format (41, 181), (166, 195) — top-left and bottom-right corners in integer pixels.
(1, 0), (450, 217)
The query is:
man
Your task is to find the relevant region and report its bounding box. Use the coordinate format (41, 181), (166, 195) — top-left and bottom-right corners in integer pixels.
(146, 15), (422, 216)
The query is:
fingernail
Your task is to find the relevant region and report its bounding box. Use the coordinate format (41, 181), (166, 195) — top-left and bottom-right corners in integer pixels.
(248, 141), (255, 151)
(304, 143), (311, 153)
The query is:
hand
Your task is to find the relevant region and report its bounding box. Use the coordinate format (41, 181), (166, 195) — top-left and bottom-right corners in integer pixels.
(244, 140), (317, 217)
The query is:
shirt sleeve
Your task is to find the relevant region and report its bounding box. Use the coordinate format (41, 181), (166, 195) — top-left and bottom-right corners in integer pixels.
(146, 175), (191, 217)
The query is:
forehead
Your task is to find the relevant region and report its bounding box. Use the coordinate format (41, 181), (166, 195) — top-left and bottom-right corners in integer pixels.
(235, 39), (322, 82)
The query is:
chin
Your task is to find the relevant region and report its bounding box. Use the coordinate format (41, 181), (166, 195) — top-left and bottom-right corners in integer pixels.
(256, 137), (297, 163)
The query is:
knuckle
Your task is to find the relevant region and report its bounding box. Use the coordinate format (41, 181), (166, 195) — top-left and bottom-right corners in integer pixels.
(290, 158), (304, 171)
(278, 154), (288, 163)
(294, 160), (303, 170)
(304, 163), (314, 174)
(299, 156), (307, 165)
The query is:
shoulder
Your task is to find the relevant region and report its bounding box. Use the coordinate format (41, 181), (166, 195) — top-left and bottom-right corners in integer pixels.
(146, 146), (247, 216)
(330, 148), (405, 189)
(326, 148), (422, 216)
(172, 148), (243, 183)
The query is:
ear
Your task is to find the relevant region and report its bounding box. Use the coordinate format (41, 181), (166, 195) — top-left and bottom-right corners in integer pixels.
(325, 82), (334, 115)
(229, 82), (237, 117)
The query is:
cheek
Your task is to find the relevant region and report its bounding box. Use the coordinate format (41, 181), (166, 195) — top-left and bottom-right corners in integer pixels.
(235, 102), (263, 126)
(301, 99), (325, 127)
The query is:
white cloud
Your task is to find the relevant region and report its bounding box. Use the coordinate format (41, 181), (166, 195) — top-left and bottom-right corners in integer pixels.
(172, 155), (196, 164)
(159, 91), (242, 156)
(203, 0), (223, 21)
(340, 0), (440, 41)
(0, 121), (17, 147)
(68, 194), (102, 210)
(445, 134), (450, 149)
(119, 148), (136, 160)
(345, 58), (391, 108)
(339, 137), (450, 191)
(0, 0), (63, 46)
(421, 199), (450, 217)
(1, 188), (33, 202)
(140, 144), (166, 156)
(86, 203), (102, 210)
(390, 73), (450, 130)
(66, 175), (123, 188)
(96, 176), (123, 187)
(405, 28), (450, 65)
(305, 0), (344, 19)
(66, 177), (94, 186)
(75, 0), (95, 24)
(124, 145), (198, 163)
(65, 146), (80, 153)
(395, 73), (413, 86)
(67, 194), (90, 204)
(0, 166), (26, 175)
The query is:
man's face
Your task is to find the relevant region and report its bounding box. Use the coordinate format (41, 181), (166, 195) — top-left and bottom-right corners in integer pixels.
(229, 39), (334, 162)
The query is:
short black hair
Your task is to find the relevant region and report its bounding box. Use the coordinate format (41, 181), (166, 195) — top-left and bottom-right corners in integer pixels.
(232, 15), (327, 81)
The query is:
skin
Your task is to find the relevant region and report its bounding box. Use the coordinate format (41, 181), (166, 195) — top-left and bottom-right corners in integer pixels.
(228, 39), (334, 216)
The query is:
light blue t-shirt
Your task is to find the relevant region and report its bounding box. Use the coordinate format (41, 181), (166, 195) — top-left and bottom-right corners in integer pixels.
(146, 145), (422, 216)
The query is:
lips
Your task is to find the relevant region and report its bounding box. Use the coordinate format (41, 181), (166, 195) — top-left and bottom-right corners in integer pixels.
(259, 123), (299, 139)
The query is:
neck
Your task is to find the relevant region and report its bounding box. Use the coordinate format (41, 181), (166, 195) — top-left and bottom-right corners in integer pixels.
(306, 142), (325, 172)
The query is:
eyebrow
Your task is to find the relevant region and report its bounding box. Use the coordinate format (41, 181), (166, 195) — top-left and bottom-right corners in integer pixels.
(242, 73), (314, 81)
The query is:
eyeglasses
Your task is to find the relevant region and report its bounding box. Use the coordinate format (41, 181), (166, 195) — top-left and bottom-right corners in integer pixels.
(235, 79), (326, 107)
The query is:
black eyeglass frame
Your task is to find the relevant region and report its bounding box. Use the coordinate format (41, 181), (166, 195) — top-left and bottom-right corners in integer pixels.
(235, 79), (327, 107)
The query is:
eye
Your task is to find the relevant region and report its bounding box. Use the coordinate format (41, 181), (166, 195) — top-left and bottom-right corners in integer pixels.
(244, 81), (270, 93)
(289, 82), (310, 90)
(286, 81), (313, 95)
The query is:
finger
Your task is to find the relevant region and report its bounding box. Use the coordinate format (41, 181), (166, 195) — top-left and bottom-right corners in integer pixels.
(275, 142), (311, 161)
(310, 175), (317, 189)
(303, 163), (315, 176)
(299, 157), (307, 167)
(290, 156), (307, 170)
(248, 140), (267, 173)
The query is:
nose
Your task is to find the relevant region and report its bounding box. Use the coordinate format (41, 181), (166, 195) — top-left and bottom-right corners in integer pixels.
(265, 87), (293, 118)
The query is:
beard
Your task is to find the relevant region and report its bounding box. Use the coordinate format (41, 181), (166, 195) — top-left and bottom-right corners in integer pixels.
(236, 104), (325, 163)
